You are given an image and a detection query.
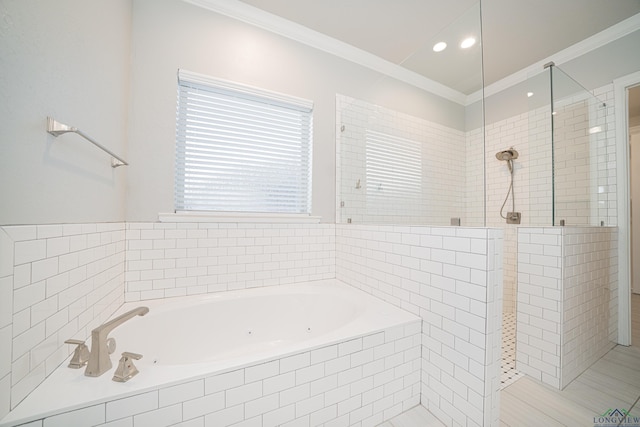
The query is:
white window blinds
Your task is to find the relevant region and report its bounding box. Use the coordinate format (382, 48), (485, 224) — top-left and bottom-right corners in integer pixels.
(176, 70), (313, 214)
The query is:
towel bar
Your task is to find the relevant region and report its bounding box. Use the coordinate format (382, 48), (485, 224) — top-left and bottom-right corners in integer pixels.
(46, 117), (128, 168)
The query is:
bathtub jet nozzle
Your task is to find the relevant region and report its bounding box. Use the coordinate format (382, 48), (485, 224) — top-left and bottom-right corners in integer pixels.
(85, 307), (149, 377)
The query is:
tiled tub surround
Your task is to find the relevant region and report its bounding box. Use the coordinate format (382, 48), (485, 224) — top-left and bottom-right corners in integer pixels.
(0, 279), (422, 427)
(1, 221), (504, 426)
(125, 222), (336, 302)
(336, 225), (504, 427)
(0, 223), (126, 421)
(0, 221), (335, 423)
(516, 226), (617, 390)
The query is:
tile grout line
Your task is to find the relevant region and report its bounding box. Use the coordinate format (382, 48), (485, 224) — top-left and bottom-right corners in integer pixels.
(619, 394), (640, 427)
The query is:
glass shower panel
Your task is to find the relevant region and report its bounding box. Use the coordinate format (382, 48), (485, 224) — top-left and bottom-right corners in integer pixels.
(551, 66), (608, 226)
(336, 2), (484, 226)
(526, 70), (554, 226)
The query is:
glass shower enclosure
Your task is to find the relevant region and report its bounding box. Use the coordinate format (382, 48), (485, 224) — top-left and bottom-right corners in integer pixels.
(528, 64), (611, 227)
(335, 2), (485, 227)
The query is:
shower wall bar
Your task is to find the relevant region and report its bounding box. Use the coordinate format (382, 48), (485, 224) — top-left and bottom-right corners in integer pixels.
(46, 117), (128, 168)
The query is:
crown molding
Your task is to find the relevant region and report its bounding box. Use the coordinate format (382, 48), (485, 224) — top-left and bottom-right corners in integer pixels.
(183, 0), (468, 105)
(184, 0), (639, 108)
(467, 11), (640, 104)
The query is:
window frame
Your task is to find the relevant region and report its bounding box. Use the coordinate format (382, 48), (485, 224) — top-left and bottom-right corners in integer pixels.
(174, 69), (314, 216)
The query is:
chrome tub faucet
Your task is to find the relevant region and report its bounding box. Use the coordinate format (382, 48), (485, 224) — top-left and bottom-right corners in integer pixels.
(84, 306), (149, 377)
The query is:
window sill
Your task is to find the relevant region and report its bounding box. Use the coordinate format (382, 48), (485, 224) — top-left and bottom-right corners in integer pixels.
(158, 212), (321, 224)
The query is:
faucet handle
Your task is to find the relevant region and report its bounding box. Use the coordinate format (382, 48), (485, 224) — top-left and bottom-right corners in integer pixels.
(112, 352), (143, 382)
(122, 351), (142, 360)
(65, 339), (90, 369)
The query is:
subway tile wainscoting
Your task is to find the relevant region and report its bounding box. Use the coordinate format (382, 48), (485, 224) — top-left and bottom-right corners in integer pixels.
(0, 222), (503, 426)
(383, 343), (640, 427)
(123, 222), (336, 301)
(336, 225), (504, 427)
(516, 226), (618, 390)
(0, 223), (126, 418)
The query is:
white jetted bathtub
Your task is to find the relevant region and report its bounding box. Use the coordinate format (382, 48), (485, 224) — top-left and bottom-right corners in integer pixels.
(2, 279), (422, 426)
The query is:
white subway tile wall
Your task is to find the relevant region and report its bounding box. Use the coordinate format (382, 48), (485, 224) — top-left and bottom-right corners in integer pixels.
(2, 222), (503, 426)
(466, 83), (617, 317)
(465, 106), (553, 316)
(17, 321), (422, 427)
(336, 84), (616, 324)
(335, 225), (503, 427)
(593, 85), (618, 225)
(552, 88), (616, 226)
(561, 227), (617, 387)
(516, 227), (563, 388)
(516, 226), (617, 389)
(1, 83), (619, 426)
(124, 223), (336, 301)
(0, 223), (126, 417)
(479, 84), (617, 231)
(464, 126), (485, 227)
(336, 95), (466, 225)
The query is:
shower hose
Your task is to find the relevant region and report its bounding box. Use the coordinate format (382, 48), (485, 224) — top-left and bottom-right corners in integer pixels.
(500, 160), (515, 220)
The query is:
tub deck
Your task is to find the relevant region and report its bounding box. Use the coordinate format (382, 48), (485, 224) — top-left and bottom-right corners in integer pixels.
(0, 279), (421, 427)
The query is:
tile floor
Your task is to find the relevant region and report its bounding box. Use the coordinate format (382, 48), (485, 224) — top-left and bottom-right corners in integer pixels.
(500, 345), (640, 426)
(501, 312), (521, 389)
(382, 299), (640, 426)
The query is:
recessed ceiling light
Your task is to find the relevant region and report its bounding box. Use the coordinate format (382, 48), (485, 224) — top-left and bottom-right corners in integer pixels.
(460, 37), (476, 49)
(433, 42), (447, 52)
(527, 92), (534, 98)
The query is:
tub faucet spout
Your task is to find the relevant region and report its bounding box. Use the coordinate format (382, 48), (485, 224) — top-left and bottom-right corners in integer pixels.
(85, 306), (149, 377)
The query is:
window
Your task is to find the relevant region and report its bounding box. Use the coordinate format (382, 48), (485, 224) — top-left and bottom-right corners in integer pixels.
(175, 70), (313, 214)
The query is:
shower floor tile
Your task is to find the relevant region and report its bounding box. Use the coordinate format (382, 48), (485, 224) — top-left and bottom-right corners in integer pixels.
(501, 312), (521, 389)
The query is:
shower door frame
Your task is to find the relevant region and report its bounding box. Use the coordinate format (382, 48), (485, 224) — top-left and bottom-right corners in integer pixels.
(614, 70), (640, 346)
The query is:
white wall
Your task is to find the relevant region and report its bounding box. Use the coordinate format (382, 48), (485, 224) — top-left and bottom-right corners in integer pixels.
(125, 0), (465, 223)
(0, 0), (463, 227)
(4, 0), (635, 227)
(0, 0), (132, 225)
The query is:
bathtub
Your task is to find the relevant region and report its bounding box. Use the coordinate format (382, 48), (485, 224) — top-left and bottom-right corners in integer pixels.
(2, 279), (421, 426)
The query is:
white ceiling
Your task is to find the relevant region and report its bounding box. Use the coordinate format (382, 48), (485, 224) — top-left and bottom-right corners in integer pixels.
(236, 0), (640, 95)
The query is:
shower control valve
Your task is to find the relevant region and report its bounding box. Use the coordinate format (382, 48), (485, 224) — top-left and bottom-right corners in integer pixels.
(507, 212), (521, 224)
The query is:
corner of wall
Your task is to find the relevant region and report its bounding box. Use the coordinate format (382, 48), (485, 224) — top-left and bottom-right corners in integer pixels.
(0, 227), (15, 420)
(0, 223), (126, 419)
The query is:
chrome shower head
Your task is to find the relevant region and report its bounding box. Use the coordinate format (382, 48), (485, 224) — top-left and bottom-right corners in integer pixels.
(496, 148), (519, 161)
